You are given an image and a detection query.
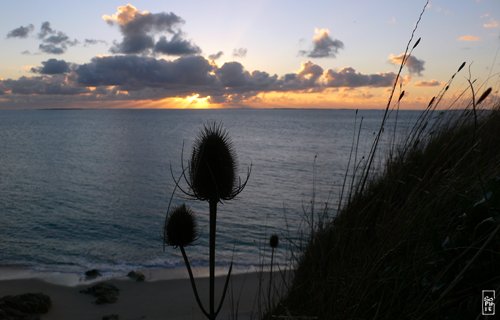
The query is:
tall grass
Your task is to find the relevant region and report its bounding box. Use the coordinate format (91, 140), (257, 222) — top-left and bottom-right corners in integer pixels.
(269, 95), (499, 319)
(263, 0), (500, 317)
(265, 49), (500, 320)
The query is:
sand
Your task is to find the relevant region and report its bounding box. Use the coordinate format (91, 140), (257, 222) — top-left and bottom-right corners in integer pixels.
(0, 271), (275, 320)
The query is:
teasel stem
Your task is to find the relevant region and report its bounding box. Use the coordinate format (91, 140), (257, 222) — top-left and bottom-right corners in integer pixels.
(268, 234), (278, 312)
(268, 247), (275, 311)
(180, 245), (209, 318)
(209, 199), (217, 319)
(215, 260), (233, 317)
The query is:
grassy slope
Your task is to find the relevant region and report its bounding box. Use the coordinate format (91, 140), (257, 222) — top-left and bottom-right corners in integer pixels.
(272, 107), (500, 319)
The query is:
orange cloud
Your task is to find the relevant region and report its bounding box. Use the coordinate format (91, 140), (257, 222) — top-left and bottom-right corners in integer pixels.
(415, 80), (442, 87)
(457, 35), (480, 41)
(102, 4), (148, 25)
(242, 87), (429, 109)
(483, 20), (499, 29)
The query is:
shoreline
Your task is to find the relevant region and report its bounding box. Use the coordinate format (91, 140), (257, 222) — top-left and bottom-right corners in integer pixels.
(0, 264), (264, 286)
(0, 270), (276, 320)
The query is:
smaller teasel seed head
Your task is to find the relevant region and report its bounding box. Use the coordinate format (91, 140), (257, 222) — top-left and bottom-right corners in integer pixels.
(165, 204), (198, 247)
(269, 234), (279, 249)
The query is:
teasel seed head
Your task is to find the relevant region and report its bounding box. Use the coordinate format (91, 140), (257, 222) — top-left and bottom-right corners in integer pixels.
(165, 204), (198, 247)
(189, 122), (238, 202)
(269, 234), (279, 249)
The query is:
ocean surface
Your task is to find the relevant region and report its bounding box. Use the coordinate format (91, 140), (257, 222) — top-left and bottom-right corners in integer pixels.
(0, 109), (423, 282)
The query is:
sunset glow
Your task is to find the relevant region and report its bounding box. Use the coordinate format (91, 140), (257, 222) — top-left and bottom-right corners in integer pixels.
(0, 1), (498, 109)
(184, 94), (211, 109)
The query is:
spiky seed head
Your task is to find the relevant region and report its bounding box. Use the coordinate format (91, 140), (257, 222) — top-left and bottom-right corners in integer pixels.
(190, 123), (237, 202)
(165, 204), (197, 247)
(412, 37), (421, 50)
(428, 96), (435, 108)
(398, 90), (405, 102)
(477, 87), (492, 105)
(269, 234), (279, 249)
(457, 61), (466, 73)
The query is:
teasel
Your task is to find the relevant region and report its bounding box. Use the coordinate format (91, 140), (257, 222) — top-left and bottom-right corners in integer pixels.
(163, 204), (210, 317)
(187, 122), (249, 202)
(174, 122), (250, 319)
(268, 234), (279, 311)
(164, 204), (198, 248)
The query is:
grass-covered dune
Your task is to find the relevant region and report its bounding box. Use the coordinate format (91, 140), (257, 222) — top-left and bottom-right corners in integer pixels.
(271, 104), (500, 319)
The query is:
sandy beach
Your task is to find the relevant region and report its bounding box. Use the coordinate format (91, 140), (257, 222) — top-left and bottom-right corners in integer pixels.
(0, 271), (275, 320)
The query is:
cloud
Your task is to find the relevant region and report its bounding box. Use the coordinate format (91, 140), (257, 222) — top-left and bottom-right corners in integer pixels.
(217, 62), (250, 87)
(300, 28), (344, 58)
(212, 60), (395, 102)
(415, 79), (441, 87)
(208, 51), (224, 61)
(6, 24), (34, 38)
(2, 75), (87, 95)
(483, 19), (499, 29)
(104, 4), (198, 55)
(37, 22), (78, 54)
(232, 48), (247, 58)
(76, 55), (216, 90)
(0, 55), (398, 107)
(388, 53), (425, 76)
(280, 61), (324, 90)
(83, 39), (108, 46)
(154, 33), (201, 55)
(457, 35), (480, 41)
(38, 21), (53, 39)
(323, 67), (396, 87)
(31, 59), (71, 74)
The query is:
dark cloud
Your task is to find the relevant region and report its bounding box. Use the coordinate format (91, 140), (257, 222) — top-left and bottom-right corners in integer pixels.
(104, 4), (198, 55)
(83, 39), (108, 47)
(279, 61), (324, 91)
(37, 22), (78, 54)
(110, 35), (154, 54)
(211, 61), (394, 103)
(248, 70), (279, 90)
(300, 28), (344, 58)
(7, 24), (34, 38)
(2, 75), (88, 95)
(154, 33), (201, 55)
(0, 55), (397, 107)
(39, 44), (65, 54)
(324, 67), (396, 87)
(208, 51), (224, 61)
(31, 59), (71, 74)
(232, 48), (247, 58)
(217, 62), (251, 87)
(389, 53), (425, 76)
(76, 55), (215, 89)
(38, 21), (53, 39)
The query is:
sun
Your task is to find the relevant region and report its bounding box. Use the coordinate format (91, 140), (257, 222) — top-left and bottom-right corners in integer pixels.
(184, 93), (211, 109)
(142, 94), (219, 109)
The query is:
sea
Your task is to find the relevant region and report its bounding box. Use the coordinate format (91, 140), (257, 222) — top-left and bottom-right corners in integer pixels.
(0, 109), (424, 284)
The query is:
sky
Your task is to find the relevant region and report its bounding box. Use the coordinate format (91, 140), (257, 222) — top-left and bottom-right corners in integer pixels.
(0, 0), (499, 109)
